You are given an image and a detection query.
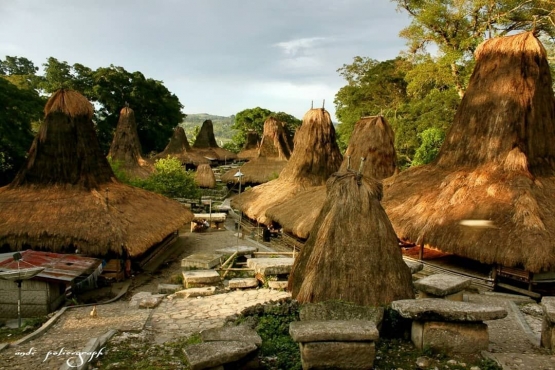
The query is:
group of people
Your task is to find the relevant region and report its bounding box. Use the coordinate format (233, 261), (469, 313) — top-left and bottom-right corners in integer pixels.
(262, 223), (281, 241)
(193, 218), (210, 232)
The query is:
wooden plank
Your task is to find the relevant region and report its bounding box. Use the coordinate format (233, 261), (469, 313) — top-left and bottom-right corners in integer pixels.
(496, 282), (541, 299)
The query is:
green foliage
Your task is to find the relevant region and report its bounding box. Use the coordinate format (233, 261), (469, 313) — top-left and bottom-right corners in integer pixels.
(0, 77), (44, 185)
(182, 113), (236, 146)
(413, 127), (446, 166)
(231, 107), (301, 149)
(138, 158), (200, 199)
(109, 157), (200, 199)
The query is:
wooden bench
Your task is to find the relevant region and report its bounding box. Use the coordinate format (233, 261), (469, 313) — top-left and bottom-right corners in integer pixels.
(414, 273), (471, 301)
(392, 298), (507, 354)
(541, 296), (555, 351)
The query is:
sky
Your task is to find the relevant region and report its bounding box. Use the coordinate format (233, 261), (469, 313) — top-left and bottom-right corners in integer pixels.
(0, 0), (411, 120)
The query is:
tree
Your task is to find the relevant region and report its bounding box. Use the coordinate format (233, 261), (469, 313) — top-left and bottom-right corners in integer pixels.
(231, 107), (301, 149)
(0, 77), (43, 184)
(138, 157), (200, 198)
(334, 57), (409, 150)
(393, 0), (555, 97)
(412, 127), (446, 166)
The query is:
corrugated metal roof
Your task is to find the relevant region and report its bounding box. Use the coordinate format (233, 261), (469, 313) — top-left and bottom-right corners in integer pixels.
(0, 250), (102, 284)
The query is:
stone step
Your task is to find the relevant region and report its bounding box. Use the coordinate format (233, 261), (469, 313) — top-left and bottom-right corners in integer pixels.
(172, 286), (217, 298)
(246, 257), (294, 276)
(181, 253), (223, 269)
(268, 280), (288, 290)
(215, 245), (258, 257)
(158, 283), (182, 295)
(200, 325), (262, 347)
(227, 278), (259, 289)
(183, 341), (258, 370)
(182, 270), (221, 288)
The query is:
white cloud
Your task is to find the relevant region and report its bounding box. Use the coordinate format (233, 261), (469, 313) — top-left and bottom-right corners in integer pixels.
(274, 37), (330, 57)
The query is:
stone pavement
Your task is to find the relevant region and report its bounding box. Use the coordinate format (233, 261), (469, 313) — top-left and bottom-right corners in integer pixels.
(148, 288), (290, 344)
(469, 293), (555, 369)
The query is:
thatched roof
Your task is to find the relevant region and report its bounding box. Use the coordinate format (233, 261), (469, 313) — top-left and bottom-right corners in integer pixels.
(382, 32), (555, 273)
(107, 106), (153, 179)
(231, 108), (342, 224)
(0, 89), (193, 258)
(221, 117), (294, 185)
(267, 115), (397, 239)
(237, 131), (260, 161)
(288, 171), (414, 305)
(192, 120), (237, 161)
(258, 117), (294, 160)
(195, 164), (216, 189)
(153, 126), (209, 166)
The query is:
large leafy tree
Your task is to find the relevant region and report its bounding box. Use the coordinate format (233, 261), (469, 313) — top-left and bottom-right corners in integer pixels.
(231, 107), (301, 148)
(393, 0), (555, 97)
(37, 58), (184, 154)
(0, 77), (43, 184)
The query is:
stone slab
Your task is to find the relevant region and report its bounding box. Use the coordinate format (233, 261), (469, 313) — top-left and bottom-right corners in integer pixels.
(268, 280), (288, 290)
(173, 286), (216, 298)
(183, 341), (257, 370)
(129, 292), (165, 309)
(289, 320), (379, 342)
(246, 258), (294, 276)
(300, 301), (384, 326)
(183, 270), (221, 288)
(391, 298), (507, 322)
(541, 296), (555, 323)
(414, 274), (471, 297)
(158, 283), (182, 294)
(412, 320), (488, 354)
(541, 316), (555, 351)
(228, 278), (259, 289)
(215, 245), (258, 257)
(483, 352), (555, 370)
(201, 325), (262, 347)
(181, 253), (223, 269)
(404, 259), (423, 274)
(419, 290), (464, 302)
(300, 341), (375, 370)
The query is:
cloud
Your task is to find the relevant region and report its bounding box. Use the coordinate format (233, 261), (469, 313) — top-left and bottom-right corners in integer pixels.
(274, 37), (331, 57)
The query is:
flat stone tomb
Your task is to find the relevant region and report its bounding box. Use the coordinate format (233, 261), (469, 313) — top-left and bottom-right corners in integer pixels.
(289, 320), (379, 370)
(184, 325), (262, 370)
(404, 259), (424, 274)
(182, 270), (221, 288)
(246, 258), (294, 276)
(228, 278), (259, 289)
(181, 253), (223, 269)
(414, 273), (471, 301)
(392, 298), (507, 354)
(215, 245), (258, 257)
(541, 296), (555, 351)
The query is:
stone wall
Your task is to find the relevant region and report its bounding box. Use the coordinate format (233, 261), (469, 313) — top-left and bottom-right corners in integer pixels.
(0, 279), (65, 318)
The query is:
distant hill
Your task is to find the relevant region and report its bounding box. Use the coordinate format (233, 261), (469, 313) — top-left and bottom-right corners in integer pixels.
(181, 113), (236, 145)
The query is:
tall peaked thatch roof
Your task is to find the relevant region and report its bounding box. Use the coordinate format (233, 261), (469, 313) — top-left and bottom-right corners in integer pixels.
(231, 108), (342, 224)
(382, 32), (555, 273)
(258, 117), (294, 160)
(108, 106), (153, 179)
(0, 89), (193, 258)
(237, 131), (260, 161)
(195, 164), (216, 189)
(288, 171), (414, 305)
(154, 126), (209, 166)
(266, 115), (397, 239)
(192, 120), (237, 162)
(221, 117), (294, 185)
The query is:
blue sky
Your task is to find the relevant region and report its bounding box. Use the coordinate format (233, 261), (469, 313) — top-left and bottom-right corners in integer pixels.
(0, 0), (411, 120)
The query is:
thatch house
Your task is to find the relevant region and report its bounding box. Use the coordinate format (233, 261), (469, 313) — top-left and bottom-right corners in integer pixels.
(288, 171), (414, 305)
(382, 32), (555, 274)
(231, 108), (342, 224)
(153, 126), (209, 168)
(107, 106), (153, 179)
(195, 163), (216, 189)
(237, 131), (260, 161)
(0, 90), (193, 259)
(192, 120), (237, 163)
(221, 117), (294, 185)
(267, 115), (397, 239)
